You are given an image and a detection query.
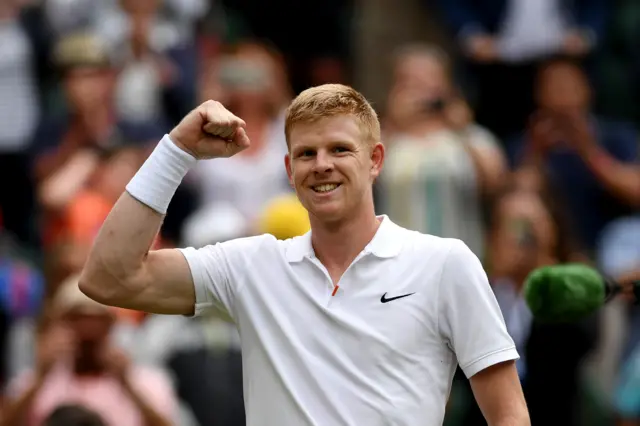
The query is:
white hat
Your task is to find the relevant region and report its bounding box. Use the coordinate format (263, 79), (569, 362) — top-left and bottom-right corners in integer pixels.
(181, 202), (248, 248)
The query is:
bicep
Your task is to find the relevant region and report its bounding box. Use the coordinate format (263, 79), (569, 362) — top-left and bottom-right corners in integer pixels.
(469, 361), (528, 424)
(128, 249), (196, 316)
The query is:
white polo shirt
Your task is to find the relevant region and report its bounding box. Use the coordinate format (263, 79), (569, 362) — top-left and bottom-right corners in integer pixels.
(179, 216), (518, 426)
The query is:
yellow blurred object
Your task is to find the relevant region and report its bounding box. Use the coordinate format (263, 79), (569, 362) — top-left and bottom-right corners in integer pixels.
(258, 194), (310, 240)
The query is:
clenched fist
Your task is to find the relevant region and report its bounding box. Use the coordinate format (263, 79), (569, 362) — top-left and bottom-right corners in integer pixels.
(169, 100), (251, 159)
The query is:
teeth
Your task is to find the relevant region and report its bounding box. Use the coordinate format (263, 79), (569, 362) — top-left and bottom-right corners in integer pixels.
(314, 184), (338, 193)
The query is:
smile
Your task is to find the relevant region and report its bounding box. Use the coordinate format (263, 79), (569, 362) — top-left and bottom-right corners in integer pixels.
(312, 183), (341, 193)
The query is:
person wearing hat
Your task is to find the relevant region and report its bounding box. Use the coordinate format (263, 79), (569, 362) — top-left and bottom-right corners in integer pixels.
(2, 274), (176, 426)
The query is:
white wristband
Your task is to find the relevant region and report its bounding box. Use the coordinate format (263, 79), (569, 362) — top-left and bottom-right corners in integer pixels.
(126, 134), (197, 214)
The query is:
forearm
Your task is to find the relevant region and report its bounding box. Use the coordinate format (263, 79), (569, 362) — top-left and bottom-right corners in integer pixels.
(122, 379), (173, 426)
(582, 147), (640, 208)
(38, 150), (99, 210)
(0, 376), (45, 426)
(491, 416), (531, 426)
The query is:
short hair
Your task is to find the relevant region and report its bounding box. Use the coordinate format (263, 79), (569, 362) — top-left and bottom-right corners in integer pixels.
(43, 404), (107, 426)
(284, 84), (381, 148)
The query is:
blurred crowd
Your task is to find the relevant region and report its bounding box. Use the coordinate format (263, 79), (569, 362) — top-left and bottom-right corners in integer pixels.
(0, 0), (638, 425)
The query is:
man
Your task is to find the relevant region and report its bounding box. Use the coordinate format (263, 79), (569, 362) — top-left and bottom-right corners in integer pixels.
(79, 84), (530, 425)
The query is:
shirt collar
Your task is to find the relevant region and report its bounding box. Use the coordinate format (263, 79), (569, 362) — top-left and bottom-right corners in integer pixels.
(285, 215), (403, 262)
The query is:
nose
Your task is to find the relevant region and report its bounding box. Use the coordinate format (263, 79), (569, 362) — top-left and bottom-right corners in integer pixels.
(311, 150), (334, 174)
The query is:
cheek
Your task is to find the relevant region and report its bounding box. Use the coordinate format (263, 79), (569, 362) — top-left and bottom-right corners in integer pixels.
(290, 166), (307, 188)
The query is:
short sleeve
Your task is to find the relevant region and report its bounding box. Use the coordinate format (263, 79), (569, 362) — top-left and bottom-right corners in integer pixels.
(178, 234), (272, 320)
(438, 239), (519, 378)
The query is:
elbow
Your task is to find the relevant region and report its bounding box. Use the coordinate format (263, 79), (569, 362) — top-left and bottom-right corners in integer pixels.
(78, 264), (139, 308)
(78, 270), (112, 306)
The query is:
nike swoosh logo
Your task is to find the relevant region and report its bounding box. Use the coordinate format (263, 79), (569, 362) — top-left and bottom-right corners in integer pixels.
(380, 292), (415, 303)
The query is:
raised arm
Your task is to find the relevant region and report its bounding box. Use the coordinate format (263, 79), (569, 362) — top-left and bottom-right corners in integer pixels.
(79, 101), (250, 315)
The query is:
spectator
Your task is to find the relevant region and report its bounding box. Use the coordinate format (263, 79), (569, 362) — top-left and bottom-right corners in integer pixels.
(194, 41), (292, 223)
(379, 44), (507, 259)
(435, 0), (608, 140)
(511, 56), (639, 255)
(111, 0), (177, 134)
(2, 274), (177, 426)
(0, 229), (44, 394)
(459, 184), (595, 426)
(0, 0), (49, 248)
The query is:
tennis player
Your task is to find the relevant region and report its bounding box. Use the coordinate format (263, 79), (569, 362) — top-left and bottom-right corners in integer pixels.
(79, 84), (530, 425)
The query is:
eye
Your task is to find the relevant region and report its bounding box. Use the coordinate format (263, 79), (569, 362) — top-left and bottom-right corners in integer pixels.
(297, 149), (315, 158)
(333, 146), (350, 153)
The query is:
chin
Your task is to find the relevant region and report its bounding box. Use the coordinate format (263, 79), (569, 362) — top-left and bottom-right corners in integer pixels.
(307, 203), (345, 224)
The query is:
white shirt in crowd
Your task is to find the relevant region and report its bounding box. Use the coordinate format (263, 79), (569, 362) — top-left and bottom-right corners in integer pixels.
(179, 215), (518, 426)
(0, 20), (39, 150)
(498, 0), (567, 62)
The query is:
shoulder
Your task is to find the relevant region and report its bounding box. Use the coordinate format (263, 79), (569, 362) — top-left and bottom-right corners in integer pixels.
(396, 225), (464, 254)
(392, 224), (470, 267)
(399, 230), (481, 279)
(181, 233), (288, 267)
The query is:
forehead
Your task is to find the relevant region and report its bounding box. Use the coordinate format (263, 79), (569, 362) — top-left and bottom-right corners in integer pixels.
(540, 63), (584, 85)
(289, 115), (365, 148)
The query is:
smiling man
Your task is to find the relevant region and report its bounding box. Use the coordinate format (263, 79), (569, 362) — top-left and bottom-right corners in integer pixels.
(78, 84), (530, 425)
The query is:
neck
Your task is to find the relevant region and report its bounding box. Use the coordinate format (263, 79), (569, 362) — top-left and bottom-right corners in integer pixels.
(76, 107), (114, 141)
(310, 202), (380, 271)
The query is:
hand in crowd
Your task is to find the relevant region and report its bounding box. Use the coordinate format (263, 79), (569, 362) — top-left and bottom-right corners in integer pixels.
(527, 112), (558, 158)
(556, 111), (597, 156)
(36, 324), (75, 379)
(102, 347), (131, 384)
(562, 30), (592, 57)
(466, 34), (498, 63)
(527, 109), (596, 156)
(443, 98), (473, 131)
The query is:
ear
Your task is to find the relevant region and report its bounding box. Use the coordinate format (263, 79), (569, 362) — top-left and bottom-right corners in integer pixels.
(370, 142), (385, 181)
(284, 153), (294, 187)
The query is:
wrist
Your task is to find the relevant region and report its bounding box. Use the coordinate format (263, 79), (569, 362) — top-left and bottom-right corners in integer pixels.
(168, 130), (197, 158)
(125, 134), (197, 215)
